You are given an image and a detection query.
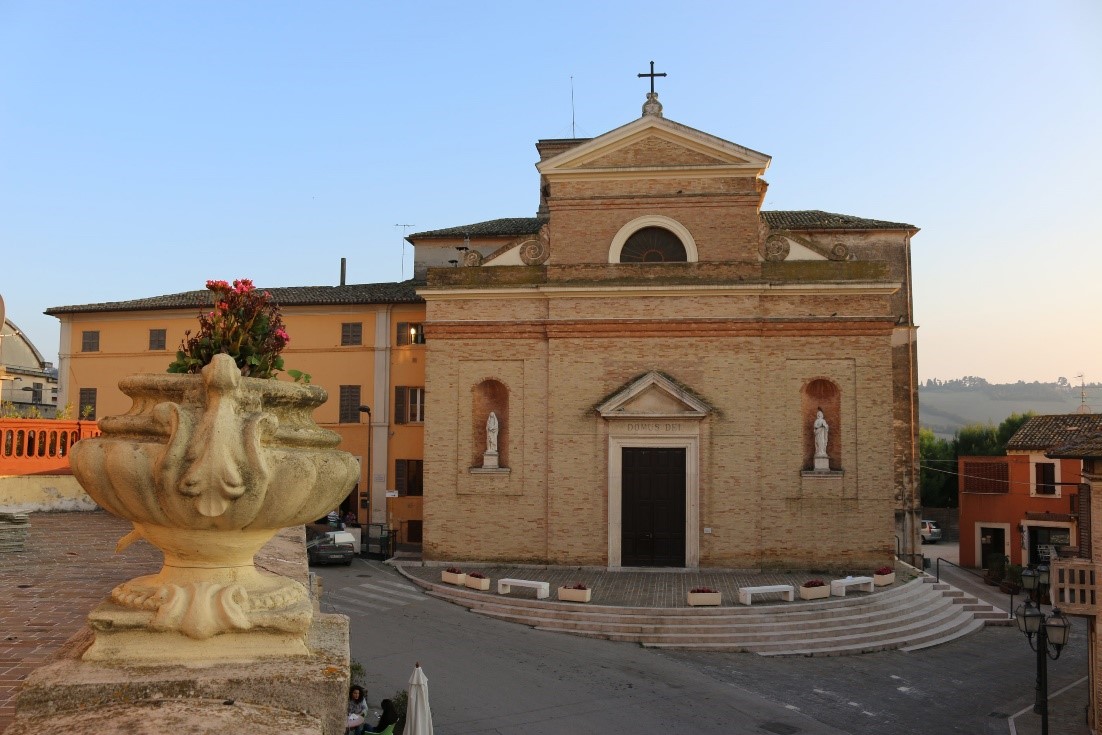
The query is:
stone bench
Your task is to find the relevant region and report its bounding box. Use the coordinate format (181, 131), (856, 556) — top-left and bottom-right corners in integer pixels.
(737, 584), (795, 605)
(497, 578), (550, 599)
(830, 576), (874, 596)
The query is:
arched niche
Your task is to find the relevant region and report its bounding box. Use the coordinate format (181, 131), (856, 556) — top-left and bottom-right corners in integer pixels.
(802, 378), (840, 471)
(472, 379), (509, 468)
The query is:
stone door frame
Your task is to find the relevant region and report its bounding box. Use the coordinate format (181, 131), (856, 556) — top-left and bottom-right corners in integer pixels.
(607, 428), (700, 569)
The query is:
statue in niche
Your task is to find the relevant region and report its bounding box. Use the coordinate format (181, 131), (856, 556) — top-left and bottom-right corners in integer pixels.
(813, 408), (830, 471)
(813, 409), (828, 456)
(481, 412), (500, 469)
(486, 412), (499, 453)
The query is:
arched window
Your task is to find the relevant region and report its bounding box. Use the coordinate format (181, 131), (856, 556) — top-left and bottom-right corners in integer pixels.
(609, 215), (699, 264)
(619, 227), (687, 263)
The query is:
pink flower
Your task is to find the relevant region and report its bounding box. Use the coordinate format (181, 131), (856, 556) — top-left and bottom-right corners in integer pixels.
(206, 279), (230, 291)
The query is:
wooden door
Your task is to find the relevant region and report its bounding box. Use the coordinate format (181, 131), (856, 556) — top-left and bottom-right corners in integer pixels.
(621, 447), (686, 567)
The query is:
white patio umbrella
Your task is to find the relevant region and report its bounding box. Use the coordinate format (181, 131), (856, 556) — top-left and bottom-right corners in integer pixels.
(403, 662), (433, 735)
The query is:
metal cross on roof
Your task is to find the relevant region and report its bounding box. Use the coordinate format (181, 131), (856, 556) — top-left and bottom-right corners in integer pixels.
(637, 60), (667, 95)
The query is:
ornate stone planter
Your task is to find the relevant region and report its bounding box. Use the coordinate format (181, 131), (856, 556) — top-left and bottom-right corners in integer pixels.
(686, 590), (721, 606)
(557, 586), (592, 603)
(873, 572), (896, 587)
(799, 584), (830, 600)
(70, 355), (359, 662)
(441, 570), (466, 586)
(464, 574), (490, 591)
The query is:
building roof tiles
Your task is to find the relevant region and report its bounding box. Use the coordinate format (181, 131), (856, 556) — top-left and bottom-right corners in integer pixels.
(46, 282), (422, 315)
(1007, 414), (1102, 451)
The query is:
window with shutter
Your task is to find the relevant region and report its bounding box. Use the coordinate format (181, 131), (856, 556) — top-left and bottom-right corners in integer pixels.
(81, 331), (100, 352)
(78, 388), (97, 420)
(339, 386), (361, 423)
(1035, 462), (1056, 495)
(341, 323), (362, 346)
(395, 387), (408, 424)
(149, 329), (167, 351)
(396, 322), (409, 346)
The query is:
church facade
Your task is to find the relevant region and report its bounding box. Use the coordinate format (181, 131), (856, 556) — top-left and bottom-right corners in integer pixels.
(413, 92), (920, 569)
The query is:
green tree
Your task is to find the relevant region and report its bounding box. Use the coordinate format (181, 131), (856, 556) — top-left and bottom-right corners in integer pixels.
(996, 411), (1034, 450)
(954, 422), (1000, 456)
(919, 428), (957, 507)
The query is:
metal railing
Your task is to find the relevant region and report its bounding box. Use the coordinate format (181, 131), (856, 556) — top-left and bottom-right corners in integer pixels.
(935, 557), (1016, 618)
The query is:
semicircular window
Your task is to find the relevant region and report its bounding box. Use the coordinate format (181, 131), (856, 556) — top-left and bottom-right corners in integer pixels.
(619, 227), (687, 263)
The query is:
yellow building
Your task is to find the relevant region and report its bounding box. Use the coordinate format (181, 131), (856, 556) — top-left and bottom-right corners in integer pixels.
(47, 283), (427, 540)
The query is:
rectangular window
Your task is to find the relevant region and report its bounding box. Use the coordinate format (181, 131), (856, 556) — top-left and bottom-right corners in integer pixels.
(341, 322), (362, 346)
(394, 386), (425, 424)
(395, 459), (423, 496)
(81, 331), (100, 352)
(78, 388), (97, 420)
(149, 329), (167, 351)
(396, 322), (425, 346)
(339, 385), (361, 423)
(962, 461), (1010, 493)
(1035, 462), (1057, 495)
(31, 382), (42, 404)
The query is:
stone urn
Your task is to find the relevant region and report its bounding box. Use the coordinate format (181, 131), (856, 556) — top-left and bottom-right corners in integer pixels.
(70, 354), (359, 662)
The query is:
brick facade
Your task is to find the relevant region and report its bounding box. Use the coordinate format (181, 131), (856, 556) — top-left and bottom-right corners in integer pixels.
(416, 109), (919, 570)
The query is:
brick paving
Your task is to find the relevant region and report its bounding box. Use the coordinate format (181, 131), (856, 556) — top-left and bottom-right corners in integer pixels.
(0, 511), (160, 731)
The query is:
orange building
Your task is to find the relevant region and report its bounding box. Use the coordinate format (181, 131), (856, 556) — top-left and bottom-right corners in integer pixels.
(957, 414), (1102, 568)
(46, 283), (427, 540)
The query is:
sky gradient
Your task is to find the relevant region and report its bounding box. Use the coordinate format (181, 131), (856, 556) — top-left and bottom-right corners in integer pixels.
(1, 2), (1099, 383)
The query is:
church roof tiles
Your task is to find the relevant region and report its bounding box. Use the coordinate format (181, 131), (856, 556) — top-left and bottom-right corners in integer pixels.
(762, 210), (916, 231)
(409, 211), (915, 242)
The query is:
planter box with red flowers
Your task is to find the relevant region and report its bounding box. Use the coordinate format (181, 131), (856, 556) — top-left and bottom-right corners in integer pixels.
(873, 566), (895, 587)
(686, 587), (721, 606)
(799, 579), (829, 600)
(464, 572), (490, 591)
(557, 583), (592, 603)
(441, 567), (466, 586)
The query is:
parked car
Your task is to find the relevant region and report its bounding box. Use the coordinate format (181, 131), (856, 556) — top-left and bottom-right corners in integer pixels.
(920, 519), (942, 544)
(306, 527), (355, 565)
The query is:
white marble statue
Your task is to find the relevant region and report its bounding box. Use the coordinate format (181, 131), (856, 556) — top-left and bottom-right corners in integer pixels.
(813, 409), (829, 459)
(486, 411), (499, 453)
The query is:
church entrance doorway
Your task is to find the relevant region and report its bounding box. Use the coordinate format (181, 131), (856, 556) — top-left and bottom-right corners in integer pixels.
(621, 447), (686, 567)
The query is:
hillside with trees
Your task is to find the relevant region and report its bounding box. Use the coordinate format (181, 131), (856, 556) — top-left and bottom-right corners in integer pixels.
(920, 376), (1099, 439)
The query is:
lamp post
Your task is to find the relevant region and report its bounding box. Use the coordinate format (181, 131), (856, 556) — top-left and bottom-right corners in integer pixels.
(1015, 588), (1071, 735)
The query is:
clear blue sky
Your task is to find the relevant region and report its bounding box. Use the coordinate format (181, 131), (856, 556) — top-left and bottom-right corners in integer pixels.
(1, 2), (1099, 383)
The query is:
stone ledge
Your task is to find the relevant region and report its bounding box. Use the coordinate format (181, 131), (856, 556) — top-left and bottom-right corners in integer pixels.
(7, 607), (349, 734)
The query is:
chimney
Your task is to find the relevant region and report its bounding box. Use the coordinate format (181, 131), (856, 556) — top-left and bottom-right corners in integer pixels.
(340, 258), (346, 286)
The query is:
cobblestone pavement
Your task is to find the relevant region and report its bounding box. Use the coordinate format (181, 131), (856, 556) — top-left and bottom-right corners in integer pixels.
(0, 511), (160, 731)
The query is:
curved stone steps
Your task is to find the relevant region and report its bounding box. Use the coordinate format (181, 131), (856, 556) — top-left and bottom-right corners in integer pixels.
(398, 568), (1002, 656)
(470, 584), (949, 638)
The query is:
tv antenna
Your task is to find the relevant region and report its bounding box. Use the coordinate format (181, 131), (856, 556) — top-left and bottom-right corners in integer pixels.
(1075, 373), (1093, 414)
(395, 224), (414, 280)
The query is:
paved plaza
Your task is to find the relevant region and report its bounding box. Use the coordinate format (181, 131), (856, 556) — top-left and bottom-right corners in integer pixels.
(0, 512), (1092, 734)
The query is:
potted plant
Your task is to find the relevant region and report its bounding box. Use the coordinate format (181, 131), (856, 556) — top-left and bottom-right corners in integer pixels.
(687, 586), (721, 606)
(441, 567), (466, 585)
(69, 278), (360, 660)
(873, 566), (896, 586)
(557, 582), (592, 603)
(984, 553), (1008, 586)
(799, 579), (829, 600)
(1000, 563), (1023, 594)
(464, 571), (491, 591)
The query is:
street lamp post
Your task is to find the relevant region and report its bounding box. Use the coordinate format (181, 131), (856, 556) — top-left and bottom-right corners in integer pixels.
(1015, 578), (1071, 735)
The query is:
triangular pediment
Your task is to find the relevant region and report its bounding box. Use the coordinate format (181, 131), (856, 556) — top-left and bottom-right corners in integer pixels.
(538, 115), (770, 178)
(597, 371), (711, 419)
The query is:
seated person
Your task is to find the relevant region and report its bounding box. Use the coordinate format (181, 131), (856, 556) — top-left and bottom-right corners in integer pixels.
(347, 685), (368, 734)
(367, 698), (399, 733)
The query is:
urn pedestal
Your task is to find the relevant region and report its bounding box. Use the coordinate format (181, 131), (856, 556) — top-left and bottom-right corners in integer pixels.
(70, 355), (359, 663)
